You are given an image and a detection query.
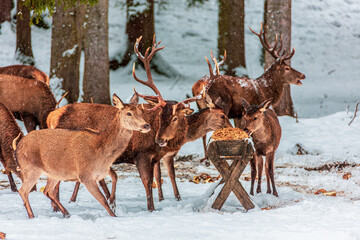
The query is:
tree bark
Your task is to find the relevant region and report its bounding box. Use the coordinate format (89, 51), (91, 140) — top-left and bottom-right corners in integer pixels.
(0, 0), (12, 24)
(50, 0), (84, 103)
(264, 0), (294, 116)
(15, 0), (34, 65)
(218, 0), (246, 76)
(83, 0), (110, 104)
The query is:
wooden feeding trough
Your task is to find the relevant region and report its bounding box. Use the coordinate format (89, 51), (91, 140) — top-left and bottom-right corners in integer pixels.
(207, 139), (255, 211)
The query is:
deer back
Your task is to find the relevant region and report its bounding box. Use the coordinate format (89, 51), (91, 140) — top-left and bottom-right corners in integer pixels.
(0, 65), (50, 85)
(0, 74), (56, 127)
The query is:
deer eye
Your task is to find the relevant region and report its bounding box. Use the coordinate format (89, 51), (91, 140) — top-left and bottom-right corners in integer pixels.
(173, 117), (178, 122)
(254, 117), (257, 120)
(127, 112), (132, 116)
(285, 66), (291, 71)
(220, 114), (225, 119)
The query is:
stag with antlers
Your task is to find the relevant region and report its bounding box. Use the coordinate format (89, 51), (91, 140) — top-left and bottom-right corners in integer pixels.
(192, 23), (306, 160)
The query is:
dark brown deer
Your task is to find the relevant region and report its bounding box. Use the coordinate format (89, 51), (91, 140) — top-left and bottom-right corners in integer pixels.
(193, 23), (305, 159)
(0, 103), (23, 192)
(241, 98), (281, 197)
(0, 74), (57, 133)
(14, 94), (150, 218)
(153, 93), (232, 201)
(0, 65), (50, 85)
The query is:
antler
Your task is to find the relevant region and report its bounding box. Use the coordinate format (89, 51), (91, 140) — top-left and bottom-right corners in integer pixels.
(132, 35), (166, 111)
(249, 22), (296, 62)
(172, 94), (202, 115)
(205, 50), (226, 79)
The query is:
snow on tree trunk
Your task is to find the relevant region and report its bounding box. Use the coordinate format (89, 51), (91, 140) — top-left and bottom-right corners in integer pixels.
(218, 0), (246, 76)
(83, 0), (110, 104)
(110, 0), (181, 78)
(264, 0), (294, 117)
(50, 0), (84, 103)
(15, 0), (34, 65)
(0, 0), (12, 24)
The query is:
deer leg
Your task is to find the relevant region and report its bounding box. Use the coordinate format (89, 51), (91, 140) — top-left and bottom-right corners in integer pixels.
(163, 153), (181, 201)
(18, 170), (41, 219)
(1, 151), (19, 192)
(70, 182), (81, 203)
(136, 155), (155, 212)
(81, 178), (116, 217)
(266, 152), (278, 197)
(249, 155), (257, 195)
(22, 114), (37, 133)
(51, 182), (60, 212)
(99, 179), (111, 200)
(6, 171), (18, 192)
(44, 179), (70, 218)
(256, 155), (263, 194)
(154, 161), (164, 201)
(199, 134), (208, 163)
(108, 167), (118, 210)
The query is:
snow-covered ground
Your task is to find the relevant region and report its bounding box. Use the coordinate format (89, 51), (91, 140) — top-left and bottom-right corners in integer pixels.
(1, 0), (360, 239)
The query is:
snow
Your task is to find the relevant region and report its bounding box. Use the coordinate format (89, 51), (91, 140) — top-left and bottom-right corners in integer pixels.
(1, 0), (360, 239)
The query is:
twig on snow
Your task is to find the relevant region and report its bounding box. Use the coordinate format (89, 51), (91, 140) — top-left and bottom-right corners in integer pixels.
(348, 101), (359, 126)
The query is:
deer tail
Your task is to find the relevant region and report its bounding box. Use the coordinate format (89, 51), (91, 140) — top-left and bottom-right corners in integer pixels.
(12, 133), (22, 171)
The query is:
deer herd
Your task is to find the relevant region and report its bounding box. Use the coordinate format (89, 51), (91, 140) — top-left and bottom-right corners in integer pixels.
(0, 24), (305, 218)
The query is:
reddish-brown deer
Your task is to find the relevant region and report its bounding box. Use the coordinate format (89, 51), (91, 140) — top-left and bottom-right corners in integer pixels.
(0, 74), (56, 133)
(14, 94), (150, 218)
(0, 103), (24, 192)
(193, 23), (305, 159)
(0, 65), (50, 85)
(242, 98), (281, 197)
(153, 93), (232, 201)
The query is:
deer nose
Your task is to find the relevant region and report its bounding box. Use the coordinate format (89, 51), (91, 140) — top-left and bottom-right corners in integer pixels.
(155, 138), (167, 147)
(143, 124), (150, 131)
(301, 73), (306, 79)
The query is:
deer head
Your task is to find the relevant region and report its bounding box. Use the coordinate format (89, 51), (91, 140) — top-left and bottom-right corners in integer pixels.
(113, 93), (150, 133)
(250, 23), (306, 86)
(203, 93), (232, 130)
(241, 98), (272, 134)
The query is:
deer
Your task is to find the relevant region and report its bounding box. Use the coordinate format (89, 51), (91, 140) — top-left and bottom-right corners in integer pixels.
(14, 93), (150, 218)
(241, 98), (281, 197)
(0, 74), (57, 133)
(192, 23), (305, 160)
(153, 93), (232, 201)
(0, 65), (50, 85)
(0, 103), (24, 192)
(47, 35), (198, 212)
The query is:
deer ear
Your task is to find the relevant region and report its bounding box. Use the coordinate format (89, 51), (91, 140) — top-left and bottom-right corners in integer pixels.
(113, 94), (125, 110)
(241, 98), (251, 111)
(259, 98), (272, 112)
(129, 92), (139, 105)
(204, 93), (215, 109)
(181, 108), (194, 115)
(214, 97), (222, 108)
(144, 99), (158, 106)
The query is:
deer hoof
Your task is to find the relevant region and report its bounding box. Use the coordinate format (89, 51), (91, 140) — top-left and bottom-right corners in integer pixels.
(175, 195), (181, 201)
(109, 201), (116, 213)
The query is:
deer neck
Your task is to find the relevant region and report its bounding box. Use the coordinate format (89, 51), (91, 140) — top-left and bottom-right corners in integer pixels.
(95, 114), (133, 159)
(186, 109), (212, 142)
(257, 63), (286, 105)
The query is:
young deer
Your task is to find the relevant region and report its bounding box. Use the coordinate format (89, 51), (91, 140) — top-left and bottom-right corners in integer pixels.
(0, 74), (56, 133)
(0, 65), (50, 85)
(193, 23), (305, 159)
(242, 98), (281, 197)
(0, 103), (24, 192)
(153, 93), (232, 201)
(14, 94), (150, 218)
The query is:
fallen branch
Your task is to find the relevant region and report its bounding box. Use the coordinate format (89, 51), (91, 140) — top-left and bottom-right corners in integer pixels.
(348, 101), (359, 126)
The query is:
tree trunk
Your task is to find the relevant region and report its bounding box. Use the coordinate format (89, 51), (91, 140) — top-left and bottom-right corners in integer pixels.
(83, 0), (110, 104)
(0, 0), (12, 24)
(264, 0), (294, 116)
(218, 0), (246, 76)
(50, 0), (84, 103)
(110, 0), (180, 78)
(15, 0), (34, 65)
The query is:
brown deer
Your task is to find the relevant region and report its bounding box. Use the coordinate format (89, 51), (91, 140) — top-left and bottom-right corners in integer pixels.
(14, 93), (150, 218)
(193, 23), (305, 159)
(0, 65), (50, 85)
(153, 93), (232, 201)
(0, 103), (24, 192)
(241, 98), (281, 197)
(0, 74), (57, 133)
